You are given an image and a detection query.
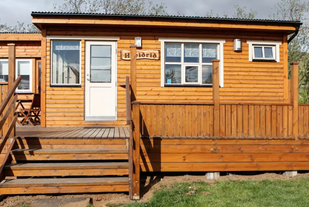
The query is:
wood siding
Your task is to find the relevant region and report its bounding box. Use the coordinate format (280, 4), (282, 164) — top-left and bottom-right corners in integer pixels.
(140, 138), (309, 172)
(0, 42), (41, 58)
(44, 26), (288, 126)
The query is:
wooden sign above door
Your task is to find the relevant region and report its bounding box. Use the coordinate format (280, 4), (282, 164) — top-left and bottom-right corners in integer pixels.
(121, 50), (160, 60)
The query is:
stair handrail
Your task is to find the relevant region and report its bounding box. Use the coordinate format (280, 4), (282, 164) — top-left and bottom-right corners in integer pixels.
(0, 76), (21, 181)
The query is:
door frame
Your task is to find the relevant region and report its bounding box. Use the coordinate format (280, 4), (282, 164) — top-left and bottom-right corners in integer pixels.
(84, 41), (118, 121)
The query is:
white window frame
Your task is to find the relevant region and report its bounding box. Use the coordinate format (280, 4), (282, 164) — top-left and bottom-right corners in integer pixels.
(51, 40), (82, 86)
(0, 59), (33, 93)
(0, 59), (9, 83)
(16, 59), (33, 93)
(159, 38), (225, 87)
(247, 41), (281, 62)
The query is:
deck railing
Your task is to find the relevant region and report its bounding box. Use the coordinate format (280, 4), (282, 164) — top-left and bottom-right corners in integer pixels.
(0, 43), (20, 181)
(138, 102), (297, 139)
(0, 76), (21, 181)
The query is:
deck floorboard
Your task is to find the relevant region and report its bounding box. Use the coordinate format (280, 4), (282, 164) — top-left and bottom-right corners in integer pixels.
(16, 126), (130, 139)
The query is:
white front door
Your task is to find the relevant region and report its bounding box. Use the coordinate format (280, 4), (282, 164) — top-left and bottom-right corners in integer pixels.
(85, 41), (117, 121)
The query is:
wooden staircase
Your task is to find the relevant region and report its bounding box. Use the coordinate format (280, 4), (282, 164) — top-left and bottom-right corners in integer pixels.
(0, 137), (130, 195)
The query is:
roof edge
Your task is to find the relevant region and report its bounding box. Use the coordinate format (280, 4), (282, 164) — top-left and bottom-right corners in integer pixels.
(31, 12), (302, 27)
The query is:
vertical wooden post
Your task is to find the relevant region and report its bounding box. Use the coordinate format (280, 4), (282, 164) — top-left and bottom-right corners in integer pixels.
(130, 45), (137, 101)
(291, 62), (299, 139)
(288, 79), (292, 103)
(126, 76), (131, 125)
(41, 28), (47, 127)
(213, 60), (220, 137)
(132, 101), (141, 200)
(8, 43), (16, 137)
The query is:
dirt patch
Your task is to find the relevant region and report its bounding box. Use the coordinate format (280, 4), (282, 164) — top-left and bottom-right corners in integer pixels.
(2, 172), (309, 207)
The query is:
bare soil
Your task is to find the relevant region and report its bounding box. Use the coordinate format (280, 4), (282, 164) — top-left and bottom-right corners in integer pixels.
(2, 172), (309, 207)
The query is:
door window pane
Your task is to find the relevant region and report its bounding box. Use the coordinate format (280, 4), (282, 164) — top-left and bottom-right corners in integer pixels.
(185, 66), (198, 82)
(91, 69), (111, 82)
(165, 64), (181, 84)
(90, 45), (111, 83)
(202, 65), (212, 84)
(52, 41), (80, 85)
(165, 43), (181, 62)
(91, 45), (111, 57)
(0, 61), (8, 82)
(17, 61), (30, 90)
(91, 58), (111, 70)
(184, 44), (199, 63)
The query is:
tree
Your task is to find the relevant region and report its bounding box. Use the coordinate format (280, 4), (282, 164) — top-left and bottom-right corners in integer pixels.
(273, 0), (309, 103)
(206, 4), (257, 19)
(0, 21), (40, 33)
(232, 4), (257, 19)
(53, 0), (167, 15)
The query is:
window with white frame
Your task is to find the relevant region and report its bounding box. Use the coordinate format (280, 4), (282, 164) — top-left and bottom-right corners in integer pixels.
(51, 40), (81, 85)
(0, 59), (32, 93)
(0, 60), (8, 82)
(247, 41), (281, 62)
(160, 39), (225, 87)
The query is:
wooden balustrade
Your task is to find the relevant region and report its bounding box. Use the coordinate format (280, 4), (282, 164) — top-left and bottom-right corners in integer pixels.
(140, 103), (214, 138)
(0, 44), (21, 181)
(138, 103), (296, 139)
(0, 76), (21, 181)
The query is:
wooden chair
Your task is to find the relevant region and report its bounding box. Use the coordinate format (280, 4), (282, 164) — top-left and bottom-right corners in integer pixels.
(16, 94), (41, 126)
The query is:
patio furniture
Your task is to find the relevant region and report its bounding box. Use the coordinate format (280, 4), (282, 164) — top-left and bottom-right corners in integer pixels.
(16, 94), (40, 126)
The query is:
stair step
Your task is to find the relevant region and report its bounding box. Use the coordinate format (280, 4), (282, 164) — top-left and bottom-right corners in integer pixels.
(11, 148), (128, 161)
(0, 177), (129, 195)
(5, 162), (129, 177)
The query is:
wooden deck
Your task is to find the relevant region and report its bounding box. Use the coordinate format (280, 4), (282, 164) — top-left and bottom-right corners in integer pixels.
(16, 126), (131, 139)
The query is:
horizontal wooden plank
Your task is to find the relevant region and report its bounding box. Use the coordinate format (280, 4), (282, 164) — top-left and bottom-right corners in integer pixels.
(5, 162), (129, 177)
(15, 138), (127, 145)
(141, 138), (307, 145)
(141, 144), (308, 153)
(12, 148), (128, 154)
(0, 185), (129, 195)
(141, 162), (309, 172)
(142, 153), (309, 163)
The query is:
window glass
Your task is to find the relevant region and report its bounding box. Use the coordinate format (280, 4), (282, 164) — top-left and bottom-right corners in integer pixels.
(165, 64), (181, 84)
(164, 42), (219, 86)
(254, 47), (263, 58)
(202, 65), (212, 84)
(90, 45), (111, 83)
(52, 41), (80, 85)
(165, 43), (181, 62)
(0, 61), (8, 82)
(264, 47), (273, 58)
(17, 61), (30, 90)
(184, 44), (199, 63)
(202, 44), (217, 63)
(185, 66), (198, 82)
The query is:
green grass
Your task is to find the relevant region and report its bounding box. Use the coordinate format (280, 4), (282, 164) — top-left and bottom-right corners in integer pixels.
(109, 178), (309, 207)
(15, 203), (30, 207)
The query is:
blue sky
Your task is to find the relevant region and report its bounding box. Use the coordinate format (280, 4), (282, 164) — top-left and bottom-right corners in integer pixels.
(0, 0), (282, 26)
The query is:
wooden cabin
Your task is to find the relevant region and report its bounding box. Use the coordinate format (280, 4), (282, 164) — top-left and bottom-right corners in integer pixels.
(0, 13), (306, 199)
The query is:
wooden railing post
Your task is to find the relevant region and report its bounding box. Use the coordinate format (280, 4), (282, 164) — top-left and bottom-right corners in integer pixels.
(132, 101), (141, 199)
(291, 62), (299, 139)
(130, 45), (137, 102)
(41, 28), (47, 127)
(213, 60), (220, 137)
(126, 76), (132, 125)
(8, 44), (16, 137)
